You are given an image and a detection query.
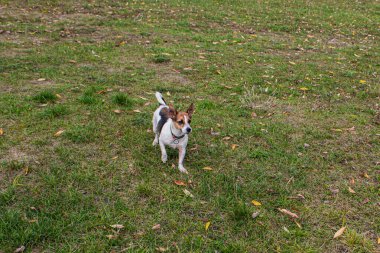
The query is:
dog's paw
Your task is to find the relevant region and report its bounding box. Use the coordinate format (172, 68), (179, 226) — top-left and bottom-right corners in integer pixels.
(161, 155), (167, 163)
(179, 165), (188, 174)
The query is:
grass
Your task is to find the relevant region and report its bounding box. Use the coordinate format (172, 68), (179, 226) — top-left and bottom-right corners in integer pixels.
(0, 0), (379, 252)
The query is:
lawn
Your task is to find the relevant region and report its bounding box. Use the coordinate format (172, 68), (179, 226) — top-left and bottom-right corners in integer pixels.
(0, 0), (379, 252)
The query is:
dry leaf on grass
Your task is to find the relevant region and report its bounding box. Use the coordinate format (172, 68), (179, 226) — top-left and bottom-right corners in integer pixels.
(278, 208), (299, 219)
(333, 227), (346, 238)
(251, 211), (260, 219)
(251, 200), (262, 206)
(203, 166), (213, 171)
(231, 144), (239, 150)
(37, 78), (46, 82)
(205, 221), (211, 231)
(133, 109), (142, 113)
(0, 128), (4, 136)
(152, 224), (161, 230)
(106, 234), (117, 239)
(156, 247), (167, 252)
(54, 130), (65, 136)
(348, 187), (355, 193)
(14, 246), (25, 253)
(110, 224), (124, 229)
(174, 180), (186, 186)
(183, 189), (194, 198)
(363, 172), (370, 179)
(113, 109), (122, 114)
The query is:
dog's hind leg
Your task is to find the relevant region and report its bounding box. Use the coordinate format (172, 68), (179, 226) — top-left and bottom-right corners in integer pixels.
(152, 115), (159, 146)
(152, 133), (159, 146)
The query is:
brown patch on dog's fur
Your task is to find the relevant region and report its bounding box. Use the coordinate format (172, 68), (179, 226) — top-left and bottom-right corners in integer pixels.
(166, 104), (194, 130)
(173, 112), (189, 129)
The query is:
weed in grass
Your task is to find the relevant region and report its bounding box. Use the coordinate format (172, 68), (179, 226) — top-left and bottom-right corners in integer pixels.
(63, 124), (96, 143)
(240, 85), (277, 110)
(39, 105), (69, 118)
(32, 90), (57, 103)
(152, 54), (171, 63)
(136, 183), (153, 197)
(230, 201), (251, 223)
(2, 160), (25, 170)
(112, 93), (133, 107)
(78, 94), (99, 105)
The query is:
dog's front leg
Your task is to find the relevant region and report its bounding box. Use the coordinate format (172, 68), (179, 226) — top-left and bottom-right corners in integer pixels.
(159, 142), (167, 163)
(178, 146), (188, 174)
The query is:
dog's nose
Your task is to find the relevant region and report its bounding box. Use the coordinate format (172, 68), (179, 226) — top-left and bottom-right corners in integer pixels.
(186, 127), (192, 133)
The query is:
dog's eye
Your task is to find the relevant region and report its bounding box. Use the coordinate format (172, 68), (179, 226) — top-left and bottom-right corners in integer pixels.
(188, 119), (191, 124)
(178, 120), (183, 125)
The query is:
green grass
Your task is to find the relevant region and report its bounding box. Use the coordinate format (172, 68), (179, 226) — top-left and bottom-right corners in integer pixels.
(32, 90), (57, 104)
(0, 0), (379, 252)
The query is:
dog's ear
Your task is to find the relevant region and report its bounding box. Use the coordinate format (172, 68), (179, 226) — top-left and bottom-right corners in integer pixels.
(187, 103), (195, 118)
(168, 105), (177, 119)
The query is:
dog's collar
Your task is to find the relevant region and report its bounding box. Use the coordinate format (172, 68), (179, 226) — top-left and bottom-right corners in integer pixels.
(170, 124), (185, 144)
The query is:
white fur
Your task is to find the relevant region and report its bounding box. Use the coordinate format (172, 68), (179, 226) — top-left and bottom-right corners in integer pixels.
(152, 92), (190, 174)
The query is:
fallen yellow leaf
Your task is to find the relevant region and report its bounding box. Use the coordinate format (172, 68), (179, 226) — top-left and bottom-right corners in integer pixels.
(0, 128), (3, 136)
(377, 237), (380, 244)
(299, 87), (309, 91)
(289, 61), (296, 65)
(251, 200), (262, 206)
(133, 109), (142, 113)
(203, 166), (213, 171)
(363, 172), (370, 179)
(113, 109), (122, 114)
(231, 144), (239, 150)
(333, 226), (346, 239)
(348, 187), (355, 193)
(55, 94), (62, 99)
(54, 130), (65, 137)
(106, 234), (117, 239)
(205, 221), (211, 231)
(359, 80), (366, 84)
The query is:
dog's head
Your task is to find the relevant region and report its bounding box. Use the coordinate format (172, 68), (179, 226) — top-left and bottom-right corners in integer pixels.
(168, 103), (194, 134)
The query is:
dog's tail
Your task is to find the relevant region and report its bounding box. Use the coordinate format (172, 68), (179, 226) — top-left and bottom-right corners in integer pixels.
(155, 91), (167, 106)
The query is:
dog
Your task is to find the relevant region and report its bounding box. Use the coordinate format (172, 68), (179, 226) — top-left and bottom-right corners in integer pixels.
(152, 92), (194, 174)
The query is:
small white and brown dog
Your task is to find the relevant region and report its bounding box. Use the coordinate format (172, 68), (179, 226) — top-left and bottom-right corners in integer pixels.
(152, 92), (194, 174)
